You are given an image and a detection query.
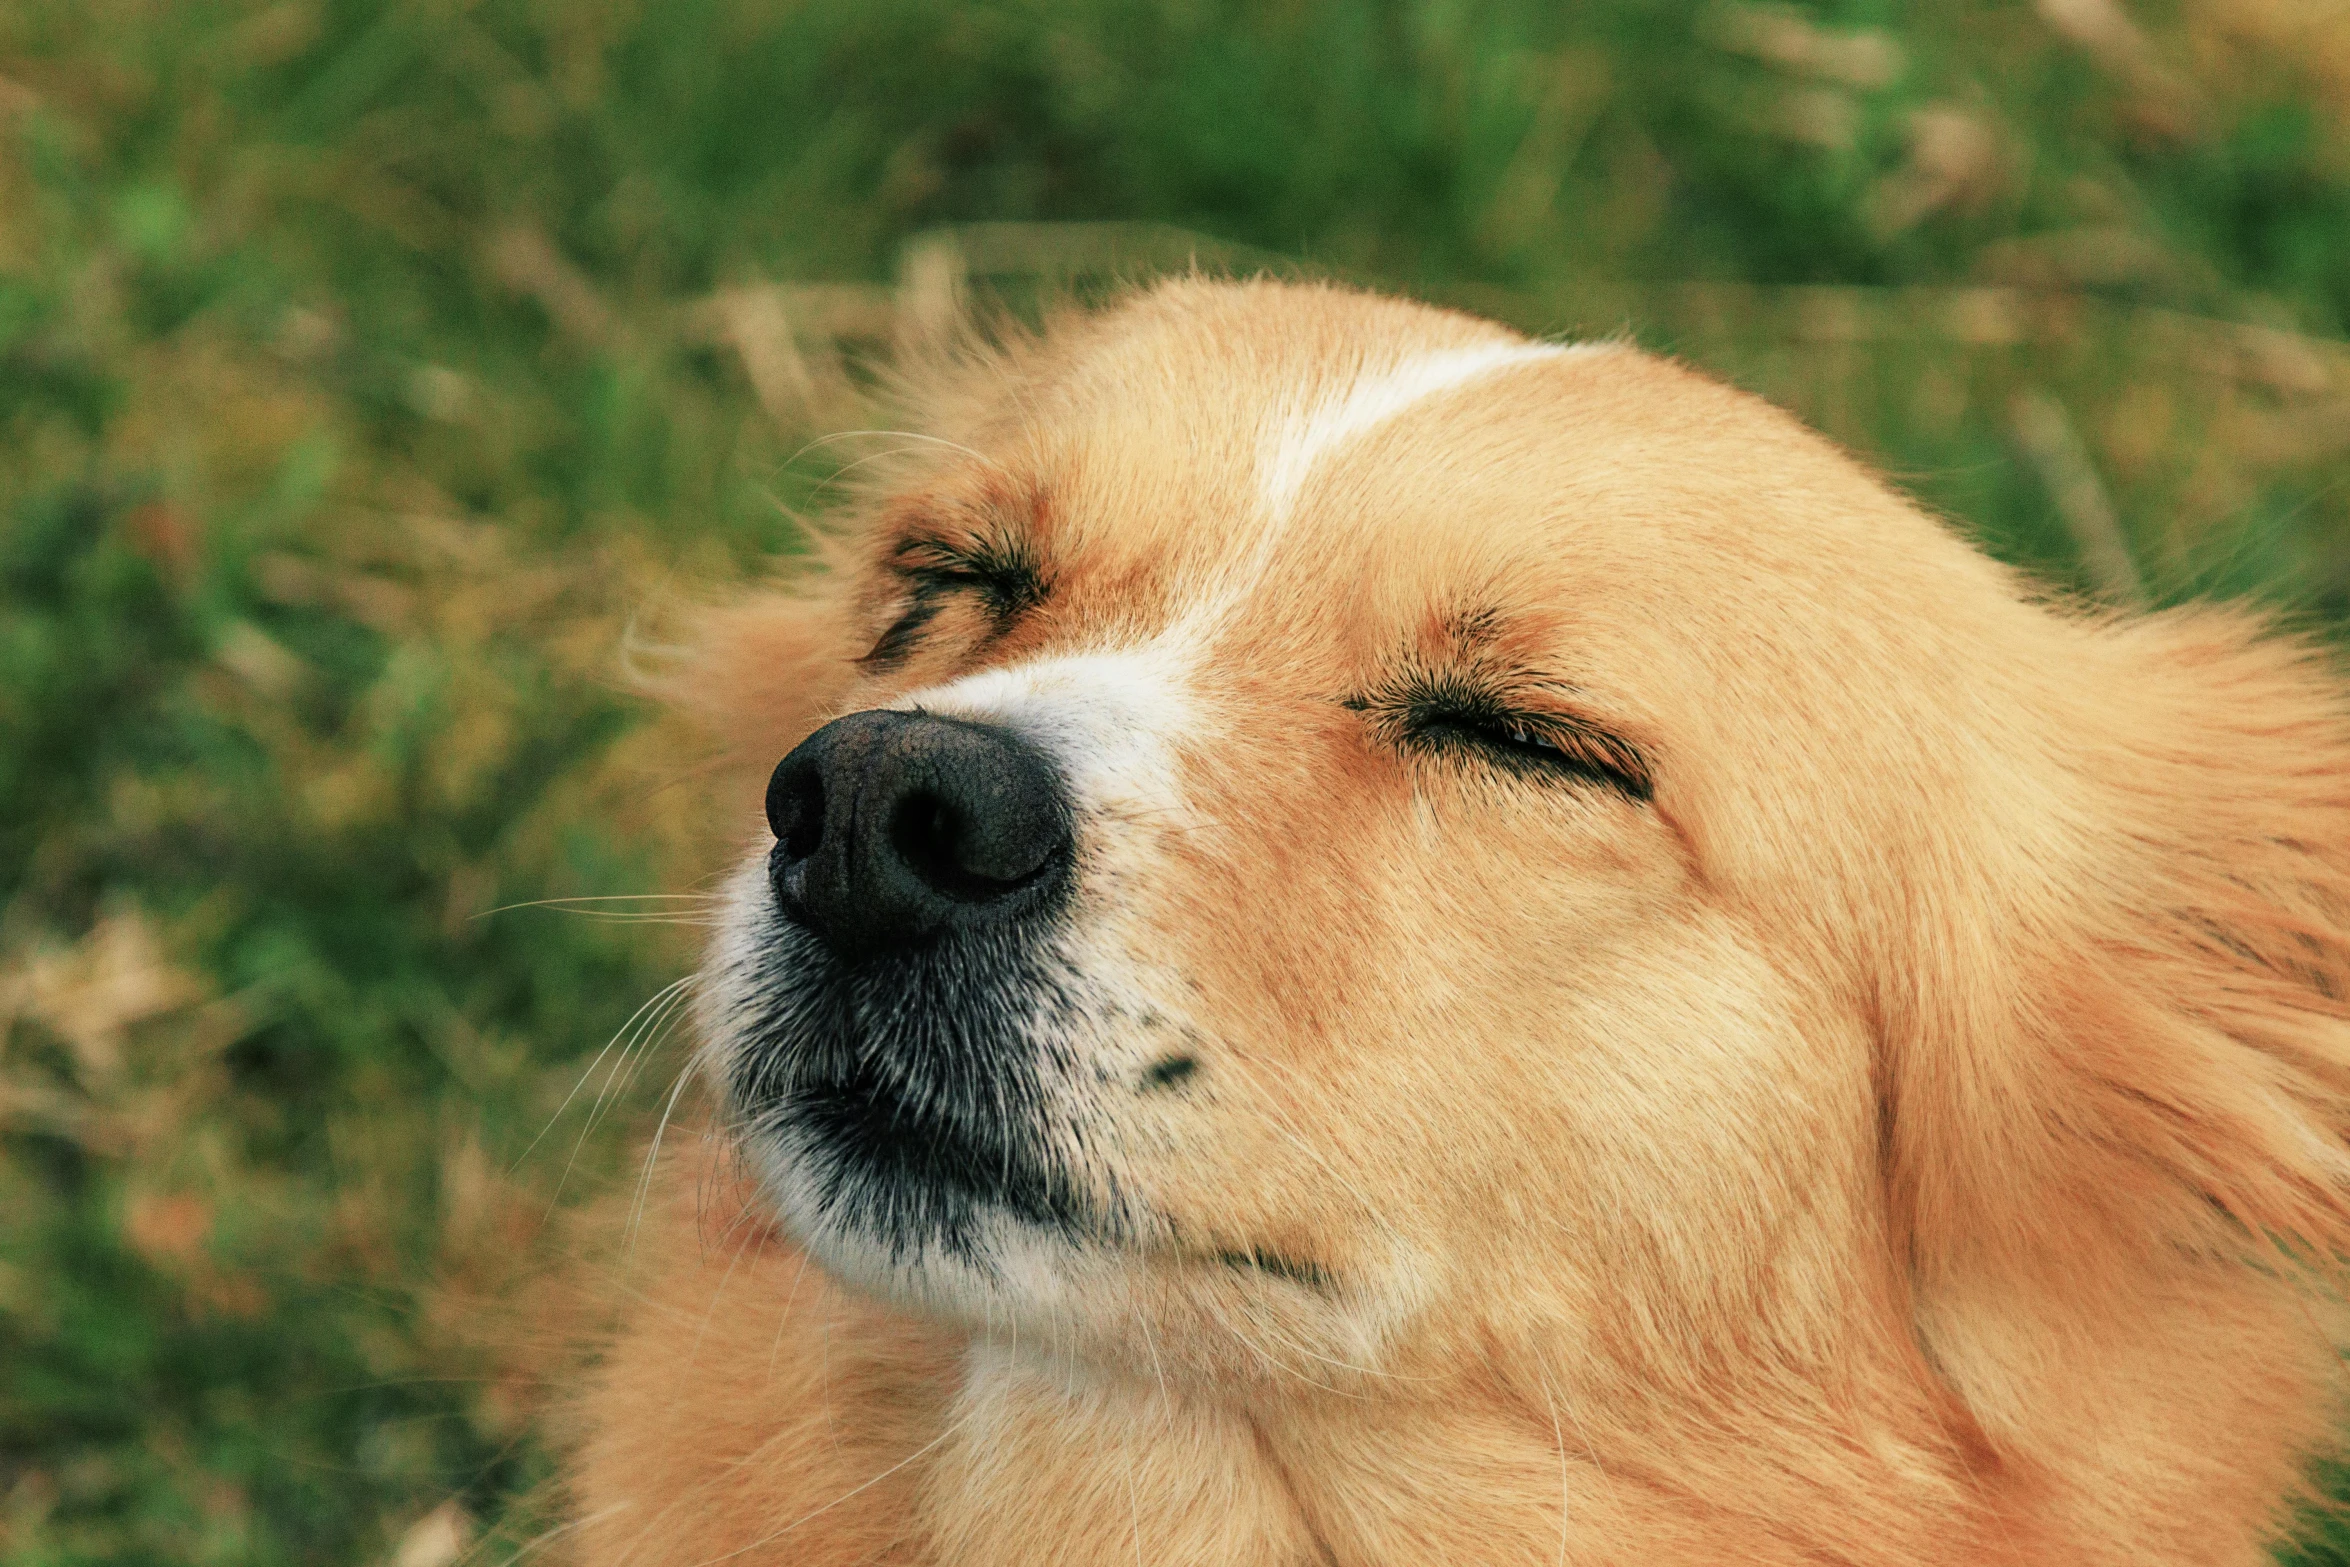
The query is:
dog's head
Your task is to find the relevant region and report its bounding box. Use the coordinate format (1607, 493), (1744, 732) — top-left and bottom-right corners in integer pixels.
(689, 280), (2350, 1421)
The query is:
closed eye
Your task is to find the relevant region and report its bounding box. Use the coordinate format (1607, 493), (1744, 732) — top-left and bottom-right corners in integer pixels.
(1348, 675), (1654, 802)
(860, 535), (1046, 668)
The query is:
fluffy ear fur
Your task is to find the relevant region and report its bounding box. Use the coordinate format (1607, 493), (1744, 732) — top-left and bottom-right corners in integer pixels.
(1884, 606), (2350, 1514)
(646, 563), (864, 777)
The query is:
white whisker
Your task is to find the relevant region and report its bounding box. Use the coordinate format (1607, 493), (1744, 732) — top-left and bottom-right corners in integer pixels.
(626, 1065), (699, 1254)
(513, 974), (694, 1181)
(784, 426), (1010, 478)
(485, 1500), (626, 1567)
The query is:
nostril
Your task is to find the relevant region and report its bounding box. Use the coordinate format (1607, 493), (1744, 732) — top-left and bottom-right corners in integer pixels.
(766, 763), (825, 862)
(891, 795), (958, 893)
(889, 791), (1048, 901)
(888, 785), (1065, 902)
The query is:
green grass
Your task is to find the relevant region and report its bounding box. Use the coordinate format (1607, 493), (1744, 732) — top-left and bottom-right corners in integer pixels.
(2, 1), (2348, 1561)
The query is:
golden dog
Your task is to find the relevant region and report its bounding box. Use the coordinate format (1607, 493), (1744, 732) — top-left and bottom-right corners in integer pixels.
(572, 280), (2350, 1565)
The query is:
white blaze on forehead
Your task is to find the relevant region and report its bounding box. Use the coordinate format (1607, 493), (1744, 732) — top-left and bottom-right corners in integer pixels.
(1168, 337), (1590, 645)
(1256, 338), (1581, 524)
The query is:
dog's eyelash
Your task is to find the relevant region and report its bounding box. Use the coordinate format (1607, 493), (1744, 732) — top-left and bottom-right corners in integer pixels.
(860, 537), (1047, 668)
(861, 596), (947, 668)
(1350, 679), (1654, 802)
(1413, 712), (1653, 799)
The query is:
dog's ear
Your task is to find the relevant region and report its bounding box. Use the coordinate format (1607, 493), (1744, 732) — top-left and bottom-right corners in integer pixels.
(657, 556), (865, 770)
(1878, 609), (2350, 1413)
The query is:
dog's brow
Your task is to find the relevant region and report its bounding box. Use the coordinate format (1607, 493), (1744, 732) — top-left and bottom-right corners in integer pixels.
(886, 500), (1028, 556)
(1443, 607), (1507, 649)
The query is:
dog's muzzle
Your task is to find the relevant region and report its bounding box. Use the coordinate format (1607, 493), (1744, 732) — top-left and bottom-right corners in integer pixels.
(729, 709), (1098, 1267)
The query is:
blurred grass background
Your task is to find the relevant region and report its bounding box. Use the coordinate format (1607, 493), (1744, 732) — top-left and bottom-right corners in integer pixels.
(4, 1), (2350, 1562)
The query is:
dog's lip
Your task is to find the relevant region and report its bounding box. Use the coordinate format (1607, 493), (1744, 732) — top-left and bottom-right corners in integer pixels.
(773, 1082), (1336, 1290)
(1143, 1241), (1335, 1293)
(1207, 1247), (1335, 1291)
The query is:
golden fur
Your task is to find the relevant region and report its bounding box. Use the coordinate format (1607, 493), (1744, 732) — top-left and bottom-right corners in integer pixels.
(572, 280), (2350, 1565)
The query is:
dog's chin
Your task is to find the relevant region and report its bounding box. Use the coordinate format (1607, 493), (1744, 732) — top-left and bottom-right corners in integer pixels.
(733, 1069), (1117, 1324)
(747, 1133), (1382, 1383)
(744, 1131), (1107, 1325)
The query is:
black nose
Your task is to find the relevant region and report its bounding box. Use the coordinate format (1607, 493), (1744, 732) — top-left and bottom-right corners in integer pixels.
(765, 710), (1073, 957)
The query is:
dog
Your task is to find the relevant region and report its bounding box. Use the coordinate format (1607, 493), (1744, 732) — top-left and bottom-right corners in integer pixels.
(571, 279), (2350, 1565)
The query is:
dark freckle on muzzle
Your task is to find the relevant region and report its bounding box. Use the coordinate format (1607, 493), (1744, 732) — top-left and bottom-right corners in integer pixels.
(766, 709), (1074, 960)
(1141, 1055), (1198, 1091)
